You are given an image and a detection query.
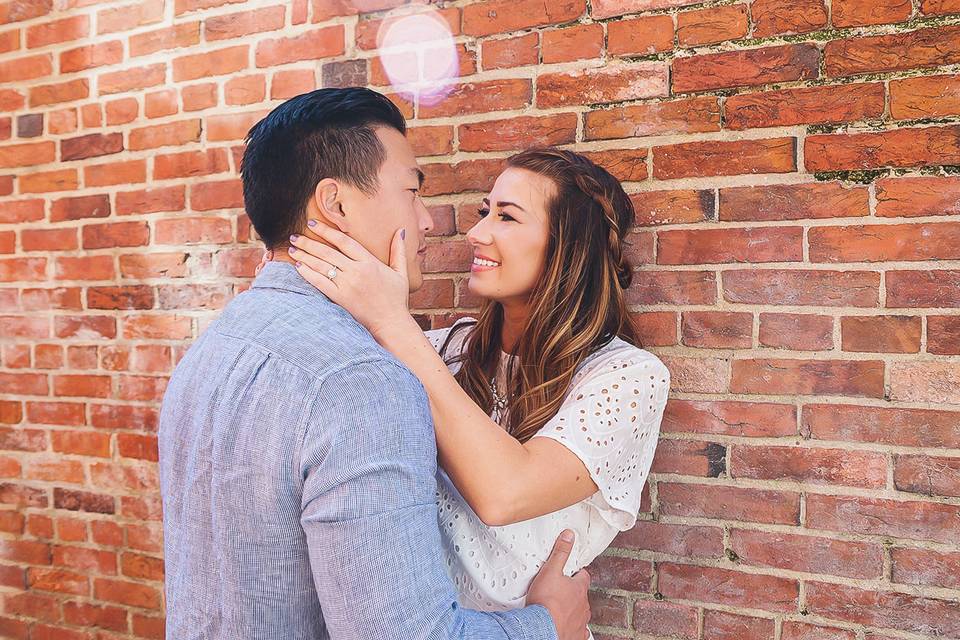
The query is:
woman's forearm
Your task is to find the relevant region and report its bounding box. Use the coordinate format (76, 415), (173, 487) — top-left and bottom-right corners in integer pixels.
(375, 316), (533, 525)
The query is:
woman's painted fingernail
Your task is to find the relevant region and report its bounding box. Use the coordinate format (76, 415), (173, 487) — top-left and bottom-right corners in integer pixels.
(290, 234), (299, 242)
(296, 261), (302, 268)
(288, 247), (296, 255)
(401, 229), (406, 240)
(307, 219), (317, 228)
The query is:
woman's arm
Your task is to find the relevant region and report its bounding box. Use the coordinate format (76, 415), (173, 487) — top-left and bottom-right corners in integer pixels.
(377, 315), (599, 526)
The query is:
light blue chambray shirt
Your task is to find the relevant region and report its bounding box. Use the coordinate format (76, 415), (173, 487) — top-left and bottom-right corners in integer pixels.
(158, 262), (557, 640)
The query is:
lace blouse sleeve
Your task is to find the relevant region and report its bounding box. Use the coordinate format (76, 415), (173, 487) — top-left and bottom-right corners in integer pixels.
(532, 353), (670, 530)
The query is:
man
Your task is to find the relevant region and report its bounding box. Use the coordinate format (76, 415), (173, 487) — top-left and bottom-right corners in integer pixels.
(158, 87), (591, 639)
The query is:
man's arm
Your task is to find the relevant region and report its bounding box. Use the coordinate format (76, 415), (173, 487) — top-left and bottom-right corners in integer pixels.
(299, 359), (558, 640)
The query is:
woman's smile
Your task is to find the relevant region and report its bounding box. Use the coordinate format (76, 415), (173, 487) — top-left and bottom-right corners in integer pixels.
(471, 254), (501, 271)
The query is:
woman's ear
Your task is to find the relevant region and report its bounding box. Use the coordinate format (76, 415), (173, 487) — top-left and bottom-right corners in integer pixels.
(312, 178), (350, 232)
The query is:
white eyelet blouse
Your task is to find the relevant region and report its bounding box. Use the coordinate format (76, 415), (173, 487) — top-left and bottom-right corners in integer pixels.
(424, 318), (671, 613)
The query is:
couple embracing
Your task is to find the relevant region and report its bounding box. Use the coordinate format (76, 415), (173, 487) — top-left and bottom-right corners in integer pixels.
(158, 87), (670, 640)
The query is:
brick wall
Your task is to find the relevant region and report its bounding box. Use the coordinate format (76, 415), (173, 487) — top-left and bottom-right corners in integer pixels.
(1, 0), (960, 637)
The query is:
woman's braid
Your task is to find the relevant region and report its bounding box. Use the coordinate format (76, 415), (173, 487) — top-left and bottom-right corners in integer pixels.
(570, 163), (634, 289)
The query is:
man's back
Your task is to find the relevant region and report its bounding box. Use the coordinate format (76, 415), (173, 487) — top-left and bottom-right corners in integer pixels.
(159, 263), (556, 640)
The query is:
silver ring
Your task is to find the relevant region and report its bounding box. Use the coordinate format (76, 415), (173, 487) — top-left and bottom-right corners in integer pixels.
(326, 267), (338, 280)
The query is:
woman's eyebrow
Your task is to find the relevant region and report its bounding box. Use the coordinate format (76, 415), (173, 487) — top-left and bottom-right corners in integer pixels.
(481, 197), (526, 212)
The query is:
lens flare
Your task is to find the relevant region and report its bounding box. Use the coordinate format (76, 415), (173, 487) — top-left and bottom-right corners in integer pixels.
(375, 8), (459, 107)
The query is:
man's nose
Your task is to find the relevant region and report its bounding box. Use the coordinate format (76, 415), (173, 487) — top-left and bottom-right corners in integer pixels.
(418, 199), (434, 233)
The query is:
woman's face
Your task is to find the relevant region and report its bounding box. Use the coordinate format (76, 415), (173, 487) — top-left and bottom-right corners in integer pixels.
(466, 168), (553, 305)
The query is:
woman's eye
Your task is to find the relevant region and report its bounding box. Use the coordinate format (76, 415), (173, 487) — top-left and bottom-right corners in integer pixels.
(500, 213), (515, 222)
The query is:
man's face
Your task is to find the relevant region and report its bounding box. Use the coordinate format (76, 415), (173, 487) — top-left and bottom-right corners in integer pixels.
(332, 126), (433, 292)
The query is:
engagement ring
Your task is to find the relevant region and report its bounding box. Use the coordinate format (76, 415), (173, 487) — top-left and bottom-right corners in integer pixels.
(327, 267), (338, 280)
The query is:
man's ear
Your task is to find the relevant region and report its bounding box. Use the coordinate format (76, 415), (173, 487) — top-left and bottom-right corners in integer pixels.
(312, 178), (350, 232)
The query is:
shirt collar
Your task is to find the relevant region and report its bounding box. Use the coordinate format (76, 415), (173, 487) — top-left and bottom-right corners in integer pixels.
(250, 261), (329, 299)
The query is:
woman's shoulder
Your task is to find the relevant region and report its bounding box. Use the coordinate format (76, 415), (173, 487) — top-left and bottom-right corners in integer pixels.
(424, 316), (477, 355)
(572, 338), (670, 390)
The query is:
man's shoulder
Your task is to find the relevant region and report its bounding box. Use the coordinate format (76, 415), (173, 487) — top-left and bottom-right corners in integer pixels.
(206, 285), (393, 380)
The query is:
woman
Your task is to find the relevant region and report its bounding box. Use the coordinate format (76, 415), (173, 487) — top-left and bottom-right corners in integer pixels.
(267, 148), (669, 617)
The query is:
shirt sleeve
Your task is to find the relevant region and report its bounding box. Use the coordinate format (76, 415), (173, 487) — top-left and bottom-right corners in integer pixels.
(299, 359), (558, 640)
(532, 354), (670, 530)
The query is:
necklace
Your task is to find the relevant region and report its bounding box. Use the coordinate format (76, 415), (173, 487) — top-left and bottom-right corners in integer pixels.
(490, 376), (509, 421)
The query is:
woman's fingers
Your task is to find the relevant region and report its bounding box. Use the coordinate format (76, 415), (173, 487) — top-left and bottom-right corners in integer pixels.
(294, 260), (340, 301)
(288, 234), (350, 269)
(306, 220), (372, 262)
(287, 244), (338, 279)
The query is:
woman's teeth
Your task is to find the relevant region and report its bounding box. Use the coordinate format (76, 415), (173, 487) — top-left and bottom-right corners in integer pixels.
(473, 258), (500, 267)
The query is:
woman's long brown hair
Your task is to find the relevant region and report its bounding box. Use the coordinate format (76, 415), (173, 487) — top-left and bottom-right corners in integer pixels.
(439, 147), (642, 444)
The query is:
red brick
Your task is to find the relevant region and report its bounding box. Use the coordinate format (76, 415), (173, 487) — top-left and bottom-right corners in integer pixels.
(922, 0), (960, 14)
(53, 375), (111, 398)
(607, 15), (673, 55)
(840, 315), (921, 353)
(458, 113), (576, 153)
(678, 311), (752, 349)
(616, 519), (724, 558)
(894, 454), (960, 498)
(129, 119), (201, 150)
(733, 444), (886, 488)
(191, 179), (243, 211)
(929, 315), (960, 354)
(0, 257), (45, 282)
(759, 313), (833, 351)
(627, 270), (717, 305)
(0, 53), (52, 84)
(99, 63), (166, 95)
(480, 33), (538, 70)
(85, 159), (147, 187)
(585, 96), (720, 141)
(355, 7), (461, 50)
(255, 26), (343, 67)
(0, 401), (22, 426)
(673, 44), (819, 93)
(654, 137), (795, 179)
(27, 567), (88, 595)
(659, 226), (802, 264)
(130, 21), (199, 59)
(60, 41), (123, 73)
(25, 402), (85, 426)
(651, 438), (726, 476)
(117, 185), (185, 215)
(807, 494), (960, 544)
(726, 83), (884, 130)
(631, 189), (713, 226)
(783, 622), (856, 640)
(21, 168), (78, 193)
(29, 78), (88, 107)
(587, 554), (652, 591)
(890, 74), (960, 119)
(592, 0), (701, 19)
(26, 14), (88, 48)
(662, 399), (796, 437)
(891, 547), (960, 590)
(723, 269), (879, 307)
(172, 45), (247, 82)
(419, 79), (531, 119)
(719, 182), (868, 221)
(54, 487), (115, 514)
(538, 64), (668, 108)
(826, 25), (960, 77)
(632, 600), (698, 639)
(702, 610), (774, 640)
(123, 314), (193, 340)
(659, 482), (800, 524)
(0, 540), (50, 565)
(62, 600), (126, 630)
(206, 110), (268, 141)
(0, 140), (55, 168)
(0, 199), (43, 223)
(811, 221), (960, 263)
(807, 125), (960, 172)
(752, 0), (827, 36)
(54, 255), (114, 281)
(659, 563), (798, 613)
(887, 270), (960, 308)
(94, 578), (161, 609)
(88, 286), (155, 311)
(50, 193), (110, 222)
(82, 221), (149, 250)
(0, 316), (49, 338)
(677, 4), (748, 46)
(804, 403), (960, 448)
(421, 159), (503, 197)
(205, 6), (284, 41)
(732, 358), (884, 397)
(542, 23), (603, 63)
(463, 0), (584, 36)
(806, 582), (960, 636)
(833, 0), (912, 26)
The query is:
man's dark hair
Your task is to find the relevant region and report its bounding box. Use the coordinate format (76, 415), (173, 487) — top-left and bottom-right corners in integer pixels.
(240, 87), (407, 249)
